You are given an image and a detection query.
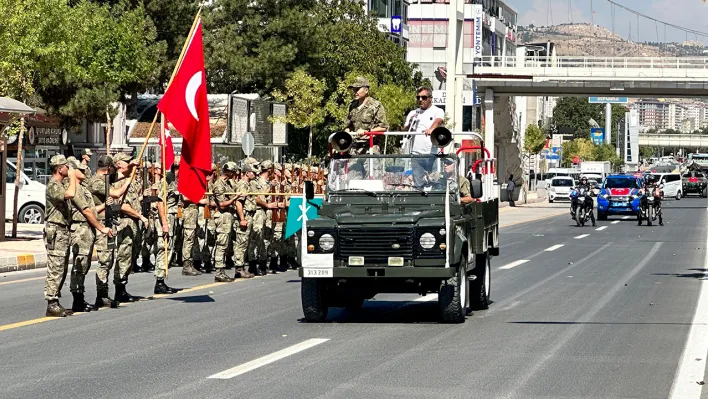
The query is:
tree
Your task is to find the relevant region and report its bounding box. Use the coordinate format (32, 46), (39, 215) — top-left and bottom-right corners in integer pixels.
(272, 69), (327, 158)
(524, 124), (546, 154)
(561, 138), (595, 167)
(595, 144), (622, 168)
(640, 146), (657, 160)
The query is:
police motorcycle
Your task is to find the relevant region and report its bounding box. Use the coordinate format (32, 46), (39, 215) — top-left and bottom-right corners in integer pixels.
(637, 174), (663, 226)
(570, 176), (596, 227)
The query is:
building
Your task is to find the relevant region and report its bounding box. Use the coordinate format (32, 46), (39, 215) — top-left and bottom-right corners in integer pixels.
(367, 0), (410, 49)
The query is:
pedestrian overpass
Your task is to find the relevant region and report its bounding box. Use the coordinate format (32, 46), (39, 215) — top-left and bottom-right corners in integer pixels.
(639, 133), (708, 149)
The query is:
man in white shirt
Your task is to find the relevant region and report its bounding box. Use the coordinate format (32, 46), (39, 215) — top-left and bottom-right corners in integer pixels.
(403, 86), (445, 188)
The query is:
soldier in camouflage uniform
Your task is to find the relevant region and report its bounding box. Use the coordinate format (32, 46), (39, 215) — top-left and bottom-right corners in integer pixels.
(151, 168), (177, 294)
(43, 155), (77, 317)
(267, 162), (289, 272)
(249, 161), (277, 275)
(80, 148), (93, 178)
(196, 164), (218, 273)
(139, 162), (157, 273)
(112, 152), (148, 303)
(259, 160), (277, 274)
(345, 77), (389, 155)
(87, 155), (126, 308)
(180, 178), (204, 276)
(67, 159), (113, 313)
(211, 162), (239, 282)
(233, 162), (257, 275)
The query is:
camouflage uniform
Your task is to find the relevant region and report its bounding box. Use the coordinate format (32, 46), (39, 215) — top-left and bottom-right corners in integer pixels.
(249, 170), (270, 266)
(68, 178), (97, 296)
(140, 174), (158, 269)
(166, 179), (182, 267)
(233, 166), (256, 268)
(86, 171), (117, 306)
(150, 178), (169, 279)
(44, 175), (71, 302)
(113, 174), (141, 287)
(180, 191), (202, 275)
(345, 96), (389, 155)
(212, 174), (234, 272)
(268, 163), (286, 262)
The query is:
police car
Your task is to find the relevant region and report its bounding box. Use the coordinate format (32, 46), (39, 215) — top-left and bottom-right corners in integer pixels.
(596, 174), (641, 220)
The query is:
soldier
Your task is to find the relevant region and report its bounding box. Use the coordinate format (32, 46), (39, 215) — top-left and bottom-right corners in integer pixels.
(151, 165), (177, 294)
(267, 162), (288, 272)
(211, 162), (238, 282)
(180, 176), (205, 276)
(195, 164), (217, 273)
(87, 155), (128, 308)
(66, 159), (113, 312)
(139, 162), (157, 273)
(112, 152), (148, 303)
(250, 161), (277, 275)
(345, 77), (389, 155)
(81, 148), (93, 178)
(233, 162), (257, 276)
(43, 155), (77, 317)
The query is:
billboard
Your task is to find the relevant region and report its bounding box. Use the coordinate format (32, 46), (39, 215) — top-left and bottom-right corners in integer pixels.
(473, 4), (483, 57)
(590, 128), (605, 145)
(408, 20), (474, 48)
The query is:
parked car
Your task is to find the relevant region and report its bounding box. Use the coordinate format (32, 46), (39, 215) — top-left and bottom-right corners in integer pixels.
(5, 160), (46, 224)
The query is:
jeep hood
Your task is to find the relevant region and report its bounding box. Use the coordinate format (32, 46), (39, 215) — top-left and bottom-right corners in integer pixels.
(332, 208), (444, 224)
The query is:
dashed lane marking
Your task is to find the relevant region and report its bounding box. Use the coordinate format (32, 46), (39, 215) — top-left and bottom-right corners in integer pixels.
(622, 216), (631, 220)
(208, 338), (330, 380)
(499, 260), (530, 270)
(544, 244), (564, 252)
(611, 221), (620, 224)
(596, 226), (608, 231)
(574, 234), (590, 239)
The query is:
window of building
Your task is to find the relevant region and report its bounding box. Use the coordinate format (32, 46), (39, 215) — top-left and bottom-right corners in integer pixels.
(370, 0), (389, 18)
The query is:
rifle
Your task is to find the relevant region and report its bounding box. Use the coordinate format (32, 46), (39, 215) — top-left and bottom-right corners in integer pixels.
(105, 173), (122, 228)
(141, 163), (162, 218)
(204, 164), (219, 219)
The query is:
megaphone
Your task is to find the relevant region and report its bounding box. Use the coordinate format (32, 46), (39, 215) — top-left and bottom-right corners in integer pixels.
(329, 131), (354, 153)
(430, 126), (453, 148)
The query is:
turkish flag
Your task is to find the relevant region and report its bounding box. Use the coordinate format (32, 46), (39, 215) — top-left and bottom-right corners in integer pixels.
(157, 18), (211, 203)
(159, 116), (175, 171)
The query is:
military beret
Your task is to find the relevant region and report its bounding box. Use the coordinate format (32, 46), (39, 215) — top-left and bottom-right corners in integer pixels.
(97, 155), (114, 168)
(50, 154), (68, 167)
(260, 160), (274, 169)
(113, 152), (133, 163)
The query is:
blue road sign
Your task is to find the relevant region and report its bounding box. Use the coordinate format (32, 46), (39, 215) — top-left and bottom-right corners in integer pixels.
(551, 147), (560, 154)
(391, 16), (402, 33)
(546, 154), (560, 160)
(590, 128), (605, 145)
(588, 97), (628, 104)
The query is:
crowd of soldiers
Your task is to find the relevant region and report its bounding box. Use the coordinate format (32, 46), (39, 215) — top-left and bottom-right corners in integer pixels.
(42, 149), (327, 318)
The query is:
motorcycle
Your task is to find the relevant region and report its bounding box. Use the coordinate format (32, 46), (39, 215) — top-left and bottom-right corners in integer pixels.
(638, 187), (662, 226)
(570, 186), (594, 227)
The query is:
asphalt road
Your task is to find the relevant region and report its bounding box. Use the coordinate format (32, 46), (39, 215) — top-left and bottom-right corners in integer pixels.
(0, 199), (706, 399)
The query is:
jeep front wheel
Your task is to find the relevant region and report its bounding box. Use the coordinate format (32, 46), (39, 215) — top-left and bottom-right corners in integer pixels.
(470, 253), (491, 310)
(439, 261), (468, 323)
(301, 278), (329, 322)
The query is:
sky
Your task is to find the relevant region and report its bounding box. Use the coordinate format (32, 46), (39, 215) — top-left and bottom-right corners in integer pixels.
(506, 0), (708, 44)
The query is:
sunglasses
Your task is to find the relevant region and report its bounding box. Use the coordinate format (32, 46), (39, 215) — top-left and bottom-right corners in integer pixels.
(416, 95), (430, 100)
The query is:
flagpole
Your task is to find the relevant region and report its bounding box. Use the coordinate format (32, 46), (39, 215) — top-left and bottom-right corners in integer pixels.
(161, 112), (169, 279)
(124, 6), (203, 188)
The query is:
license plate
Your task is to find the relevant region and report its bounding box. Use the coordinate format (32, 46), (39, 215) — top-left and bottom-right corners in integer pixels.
(612, 202), (628, 207)
(303, 268), (332, 278)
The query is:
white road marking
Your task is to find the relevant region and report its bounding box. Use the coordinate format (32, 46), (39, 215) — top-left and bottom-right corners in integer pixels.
(414, 294), (438, 302)
(669, 209), (708, 398)
(622, 216), (631, 220)
(596, 226), (608, 231)
(574, 234), (590, 239)
(545, 244), (564, 252)
(611, 221), (620, 224)
(499, 260), (529, 270)
(208, 339), (330, 379)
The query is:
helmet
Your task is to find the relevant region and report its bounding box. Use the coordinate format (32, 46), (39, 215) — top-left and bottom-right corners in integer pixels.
(579, 176), (588, 185)
(645, 174), (656, 185)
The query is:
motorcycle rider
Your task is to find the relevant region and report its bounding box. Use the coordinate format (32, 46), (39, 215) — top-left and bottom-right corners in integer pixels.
(638, 174), (663, 226)
(570, 176), (596, 227)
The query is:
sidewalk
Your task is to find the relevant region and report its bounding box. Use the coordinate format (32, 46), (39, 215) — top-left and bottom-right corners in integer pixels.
(1, 223), (47, 273)
(499, 201), (567, 228)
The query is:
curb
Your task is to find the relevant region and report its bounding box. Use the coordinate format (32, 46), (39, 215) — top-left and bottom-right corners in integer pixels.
(0, 252), (48, 274)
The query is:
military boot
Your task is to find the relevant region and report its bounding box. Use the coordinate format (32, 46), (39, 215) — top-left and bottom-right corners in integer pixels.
(277, 256), (289, 272)
(95, 287), (117, 309)
(235, 267), (253, 279)
(154, 279), (178, 294)
(224, 257), (235, 270)
(215, 269), (235, 282)
(71, 292), (96, 313)
(45, 299), (67, 317)
(182, 259), (202, 276)
(132, 259), (143, 273)
(249, 261), (263, 276)
(194, 259), (204, 272)
(203, 259), (214, 274)
(142, 256), (155, 272)
(114, 284), (139, 303)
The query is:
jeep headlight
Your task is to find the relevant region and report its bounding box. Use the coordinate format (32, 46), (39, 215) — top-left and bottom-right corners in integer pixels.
(318, 234), (335, 251)
(419, 233), (436, 250)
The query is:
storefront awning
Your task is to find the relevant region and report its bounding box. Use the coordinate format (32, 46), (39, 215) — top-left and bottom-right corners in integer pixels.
(0, 97), (35, 114)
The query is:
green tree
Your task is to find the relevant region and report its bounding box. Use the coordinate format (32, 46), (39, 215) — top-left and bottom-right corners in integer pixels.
(272, 69), (327, 158)
(524, 124), (546, 154)
(595, 144), (622, 168)
(552, 97), (603, 139)
(561, 138), (595, 167)
(640, 146), (657, 160)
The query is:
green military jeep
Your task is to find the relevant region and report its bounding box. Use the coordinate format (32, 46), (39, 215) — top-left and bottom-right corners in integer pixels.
(298, 153), (499, 323)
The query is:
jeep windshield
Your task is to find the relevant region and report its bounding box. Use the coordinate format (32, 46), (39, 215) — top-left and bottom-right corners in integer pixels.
(327, 154), (459, 194)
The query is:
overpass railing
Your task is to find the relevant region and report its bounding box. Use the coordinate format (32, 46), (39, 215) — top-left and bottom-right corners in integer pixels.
(475, 56), (708, 70)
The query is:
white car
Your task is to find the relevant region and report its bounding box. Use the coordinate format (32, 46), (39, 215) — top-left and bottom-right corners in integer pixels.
(5, 160), (46, 224)
(548, 177), (575, 203)
(651, 173), (682, 200)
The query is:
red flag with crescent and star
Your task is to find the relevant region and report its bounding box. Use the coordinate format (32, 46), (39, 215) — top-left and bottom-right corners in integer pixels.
(157, 18), (211, 203)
